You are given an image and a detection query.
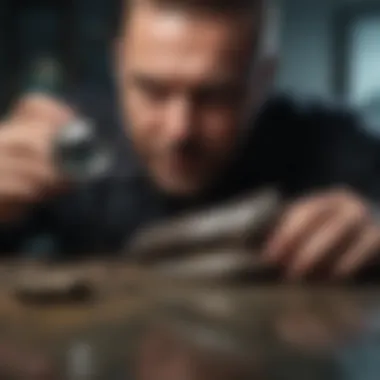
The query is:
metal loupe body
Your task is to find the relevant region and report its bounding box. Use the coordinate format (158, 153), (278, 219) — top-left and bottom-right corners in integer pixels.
(54, 119), (114, 182)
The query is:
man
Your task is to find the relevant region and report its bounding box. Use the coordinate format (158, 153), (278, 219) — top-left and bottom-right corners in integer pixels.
(0, 0), (379, 280)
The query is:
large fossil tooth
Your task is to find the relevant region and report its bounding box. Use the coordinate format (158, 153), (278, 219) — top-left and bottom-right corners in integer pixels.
(129, 188), (282, 263)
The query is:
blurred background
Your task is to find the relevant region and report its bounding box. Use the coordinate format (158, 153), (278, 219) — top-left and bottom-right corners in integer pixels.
(0, 0), (379, 130)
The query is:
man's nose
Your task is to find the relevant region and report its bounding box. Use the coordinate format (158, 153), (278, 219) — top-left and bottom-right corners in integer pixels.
(164, 97), (195, 142)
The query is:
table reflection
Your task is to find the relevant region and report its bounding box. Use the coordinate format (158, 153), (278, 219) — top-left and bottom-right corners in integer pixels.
(1, 278), (380, 379)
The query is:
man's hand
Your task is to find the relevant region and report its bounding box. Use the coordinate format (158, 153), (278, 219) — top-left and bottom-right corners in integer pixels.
(263, 188), (380, 279)
(0, 94), (75, 223)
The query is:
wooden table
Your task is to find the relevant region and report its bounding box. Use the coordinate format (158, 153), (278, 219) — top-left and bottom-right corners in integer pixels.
(0, 261), (379, 379)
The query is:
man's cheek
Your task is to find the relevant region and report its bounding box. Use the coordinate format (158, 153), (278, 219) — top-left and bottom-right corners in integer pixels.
(203, 125), (239, 159)
(133, 127), (157, 157)
(133, 124), (166, 165)
(128, 102), (162, 144)
(202, 111), (240, 143)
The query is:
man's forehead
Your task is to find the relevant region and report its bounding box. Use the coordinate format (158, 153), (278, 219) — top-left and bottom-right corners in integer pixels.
(127, 5), (256, 44)
(130, 44), (244, 77)
(127, 0), (264, 16)
(124, 5), (257, 74)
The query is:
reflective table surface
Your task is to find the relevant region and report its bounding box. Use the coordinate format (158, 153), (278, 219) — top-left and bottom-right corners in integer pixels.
(0, 262), (379, 380)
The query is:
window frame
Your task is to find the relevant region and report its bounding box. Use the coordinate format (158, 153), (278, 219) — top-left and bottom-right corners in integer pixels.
(333, 3), (380, 99)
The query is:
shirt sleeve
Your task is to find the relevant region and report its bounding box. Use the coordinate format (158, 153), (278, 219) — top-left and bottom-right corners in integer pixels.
(281, 101), (380, 201)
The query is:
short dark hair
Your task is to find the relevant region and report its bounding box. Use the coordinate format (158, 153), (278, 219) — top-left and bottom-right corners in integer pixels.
(133, 0), (261, 13)
(111, 0), (263, 38)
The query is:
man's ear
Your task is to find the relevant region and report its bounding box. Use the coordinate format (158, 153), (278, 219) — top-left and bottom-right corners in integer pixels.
(264, 55), (278, 83)
(248, 55), (278, 107)
(240, 55), (278, 125)
(255, 55), (278, 94)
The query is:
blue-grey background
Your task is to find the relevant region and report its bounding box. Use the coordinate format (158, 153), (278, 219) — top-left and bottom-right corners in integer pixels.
(0, 0), (379, 131)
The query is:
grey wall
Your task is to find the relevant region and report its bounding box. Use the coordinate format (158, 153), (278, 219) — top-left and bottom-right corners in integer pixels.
(2, 0), (378, 103)
(349, 15), (380, 105)
(276, 0), (379, 99)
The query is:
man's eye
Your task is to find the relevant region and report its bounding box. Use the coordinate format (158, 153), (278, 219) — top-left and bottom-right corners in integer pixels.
(196, 88), (241, 105)
(138, 82), (168, 100)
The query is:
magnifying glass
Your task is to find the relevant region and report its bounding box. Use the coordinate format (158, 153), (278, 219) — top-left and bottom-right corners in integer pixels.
(54, 118), (115, 182)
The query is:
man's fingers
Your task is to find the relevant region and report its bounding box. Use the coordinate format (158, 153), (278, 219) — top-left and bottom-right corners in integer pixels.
(0, 120), (61, 159)
(0, 155), (58, 186)
(0, 133), (51, 162)
(285, 209), (364, 279)
(0, 178), (45, 203)
(0, 97), (74, 223)
(0, 156), (61, 206)
(333, 225), (380, 277)
(11, 93), (74, 127)
(263, 188), (374, 279)
(264, 196), (331, 263)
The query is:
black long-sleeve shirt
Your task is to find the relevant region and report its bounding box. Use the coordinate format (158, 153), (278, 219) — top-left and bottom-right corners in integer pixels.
(1, 94), (379, 257)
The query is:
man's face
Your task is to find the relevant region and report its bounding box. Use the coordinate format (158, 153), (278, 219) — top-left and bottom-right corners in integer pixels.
(117, 3), (265, 196)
